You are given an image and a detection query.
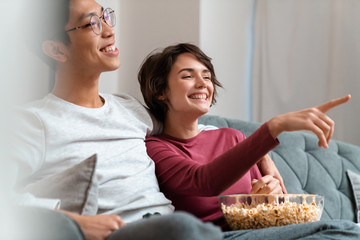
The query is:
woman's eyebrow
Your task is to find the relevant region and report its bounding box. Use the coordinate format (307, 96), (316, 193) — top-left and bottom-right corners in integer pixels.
(178, 68), (194, 74)
(178, 68), (210, 74)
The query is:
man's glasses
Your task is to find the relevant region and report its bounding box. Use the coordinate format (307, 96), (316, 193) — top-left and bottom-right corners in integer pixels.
(65, 8), (116, 35)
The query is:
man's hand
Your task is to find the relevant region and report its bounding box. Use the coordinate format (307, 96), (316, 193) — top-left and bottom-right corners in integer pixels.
(59, 210), (125, 240)
(257, 154), (287, 193)
(267, 95), (351, 148)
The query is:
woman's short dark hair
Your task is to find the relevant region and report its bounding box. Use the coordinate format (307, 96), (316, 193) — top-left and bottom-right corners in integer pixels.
(138, 43), (223, 123)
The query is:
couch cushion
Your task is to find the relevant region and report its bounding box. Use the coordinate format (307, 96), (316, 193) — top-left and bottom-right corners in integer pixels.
(199, 114), (360, 222)
(347, 170), (360, 223)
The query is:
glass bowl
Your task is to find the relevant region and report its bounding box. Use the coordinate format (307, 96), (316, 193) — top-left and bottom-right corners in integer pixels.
(219, 194), (324, 230)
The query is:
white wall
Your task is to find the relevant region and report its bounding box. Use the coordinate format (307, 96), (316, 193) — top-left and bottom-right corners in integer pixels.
(97, 0), (121, 94)
(109, 0), (251, 120)
(8, 1), (358, 145)
(199, 0), (254, 121)
(115, 0), (200, 102)
(8, 0), (249, 122)
(98, 0), (202, 102)
(3, 0), (52, 105)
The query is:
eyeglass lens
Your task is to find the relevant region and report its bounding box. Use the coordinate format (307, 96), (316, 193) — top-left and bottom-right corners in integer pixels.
(104, 9), (116, 27)
(90, 16), (102, 35)
(90, 8), (116, 35)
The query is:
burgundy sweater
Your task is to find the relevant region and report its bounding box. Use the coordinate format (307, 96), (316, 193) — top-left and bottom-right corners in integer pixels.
(145, 123), (279, 227)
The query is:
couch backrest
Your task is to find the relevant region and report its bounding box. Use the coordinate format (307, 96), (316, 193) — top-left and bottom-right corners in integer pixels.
(199, 114), (360, 222)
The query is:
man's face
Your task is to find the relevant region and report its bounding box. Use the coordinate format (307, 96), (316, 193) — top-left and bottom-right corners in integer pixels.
(64, 0), (120, 74)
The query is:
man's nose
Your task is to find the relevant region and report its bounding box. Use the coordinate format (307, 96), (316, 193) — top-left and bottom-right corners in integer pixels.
(102, 21), (115, 37)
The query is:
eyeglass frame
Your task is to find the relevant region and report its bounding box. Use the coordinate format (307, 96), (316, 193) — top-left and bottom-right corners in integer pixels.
(65, 8), (116, 35)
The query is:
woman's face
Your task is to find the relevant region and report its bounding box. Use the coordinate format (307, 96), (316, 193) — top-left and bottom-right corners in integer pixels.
(163, 53), (214, 119)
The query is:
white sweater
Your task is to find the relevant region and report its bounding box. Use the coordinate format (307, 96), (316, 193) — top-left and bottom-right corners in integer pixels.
(12, 93), (174, 222)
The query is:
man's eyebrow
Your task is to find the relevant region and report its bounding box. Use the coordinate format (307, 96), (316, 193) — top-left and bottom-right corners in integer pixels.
(79, 6), (104, 20)
(178, 68), (210, 74)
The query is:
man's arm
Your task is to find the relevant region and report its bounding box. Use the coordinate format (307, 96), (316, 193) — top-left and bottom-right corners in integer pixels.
(60, 210), (125, 240)
(9, 109), (62, 209)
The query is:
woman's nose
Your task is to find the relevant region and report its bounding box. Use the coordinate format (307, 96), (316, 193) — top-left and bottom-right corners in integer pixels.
(195, 75), (207, 88)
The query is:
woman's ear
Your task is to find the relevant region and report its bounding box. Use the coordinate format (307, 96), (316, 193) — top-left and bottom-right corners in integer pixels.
(158, 95), (166, 101)
(42, 40), (68, 63)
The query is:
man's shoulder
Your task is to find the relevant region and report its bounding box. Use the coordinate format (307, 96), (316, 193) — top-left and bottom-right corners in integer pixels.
(107, 93), (145, 109)
(20, 94), (51, 109)
(15, 94), (54, 119)
(10, 94), (58, 133)
(110, 93), (139, 103)
(108, 93), (150, 116)
(107, 93), (153, 127)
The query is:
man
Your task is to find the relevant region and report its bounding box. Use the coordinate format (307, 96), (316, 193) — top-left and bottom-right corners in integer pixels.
(9, 0), (221, 239)
(8, 0), (360, 239)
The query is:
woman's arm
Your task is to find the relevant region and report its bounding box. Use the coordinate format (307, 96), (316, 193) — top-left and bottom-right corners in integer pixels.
(250, 175), (283, 194)
(257, 154), (287, 193)
(267, 95), (351, 148)
(146, 123), (279, 197)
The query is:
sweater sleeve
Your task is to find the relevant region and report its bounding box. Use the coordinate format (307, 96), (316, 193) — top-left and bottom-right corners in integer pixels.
(8, 109), (60, 209)
(146, 123), (279, 196)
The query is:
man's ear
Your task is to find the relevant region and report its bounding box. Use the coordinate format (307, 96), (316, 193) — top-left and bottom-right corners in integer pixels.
(42, 40), (68, 63)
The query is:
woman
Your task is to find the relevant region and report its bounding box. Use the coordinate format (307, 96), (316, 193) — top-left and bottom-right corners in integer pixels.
(138, 43), (350, 229)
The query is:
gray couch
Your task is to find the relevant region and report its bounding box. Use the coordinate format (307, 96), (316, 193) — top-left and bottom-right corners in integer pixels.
(199, 114), (360, 223)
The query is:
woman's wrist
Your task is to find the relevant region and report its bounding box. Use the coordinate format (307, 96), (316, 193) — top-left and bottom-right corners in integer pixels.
(267, 116), (283, 139)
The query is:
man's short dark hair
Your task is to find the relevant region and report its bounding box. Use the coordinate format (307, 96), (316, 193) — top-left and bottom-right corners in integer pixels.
(24, 0), (71, 68)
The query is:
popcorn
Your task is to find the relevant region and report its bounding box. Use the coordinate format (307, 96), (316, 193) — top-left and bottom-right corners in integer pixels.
(221, 199), (322, 230)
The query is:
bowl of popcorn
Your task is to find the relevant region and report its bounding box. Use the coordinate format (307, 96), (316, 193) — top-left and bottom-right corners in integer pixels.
(219, 194), (324, 230)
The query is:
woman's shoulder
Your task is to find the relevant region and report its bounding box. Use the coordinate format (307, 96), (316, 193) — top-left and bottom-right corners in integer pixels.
(202, 127), (245, 138)
(145, 134), (171, 146)
(145, 134), (163, 141)
(146, 128), (246, 146)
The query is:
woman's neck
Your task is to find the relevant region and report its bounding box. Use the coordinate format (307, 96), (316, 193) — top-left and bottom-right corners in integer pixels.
(163, 113), (200, 139)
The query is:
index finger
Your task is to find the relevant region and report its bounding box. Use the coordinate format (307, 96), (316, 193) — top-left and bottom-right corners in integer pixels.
(317, 94), (351, 113)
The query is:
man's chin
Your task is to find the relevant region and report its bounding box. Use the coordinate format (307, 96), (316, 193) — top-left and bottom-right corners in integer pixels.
(104, 61), (121, 72)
